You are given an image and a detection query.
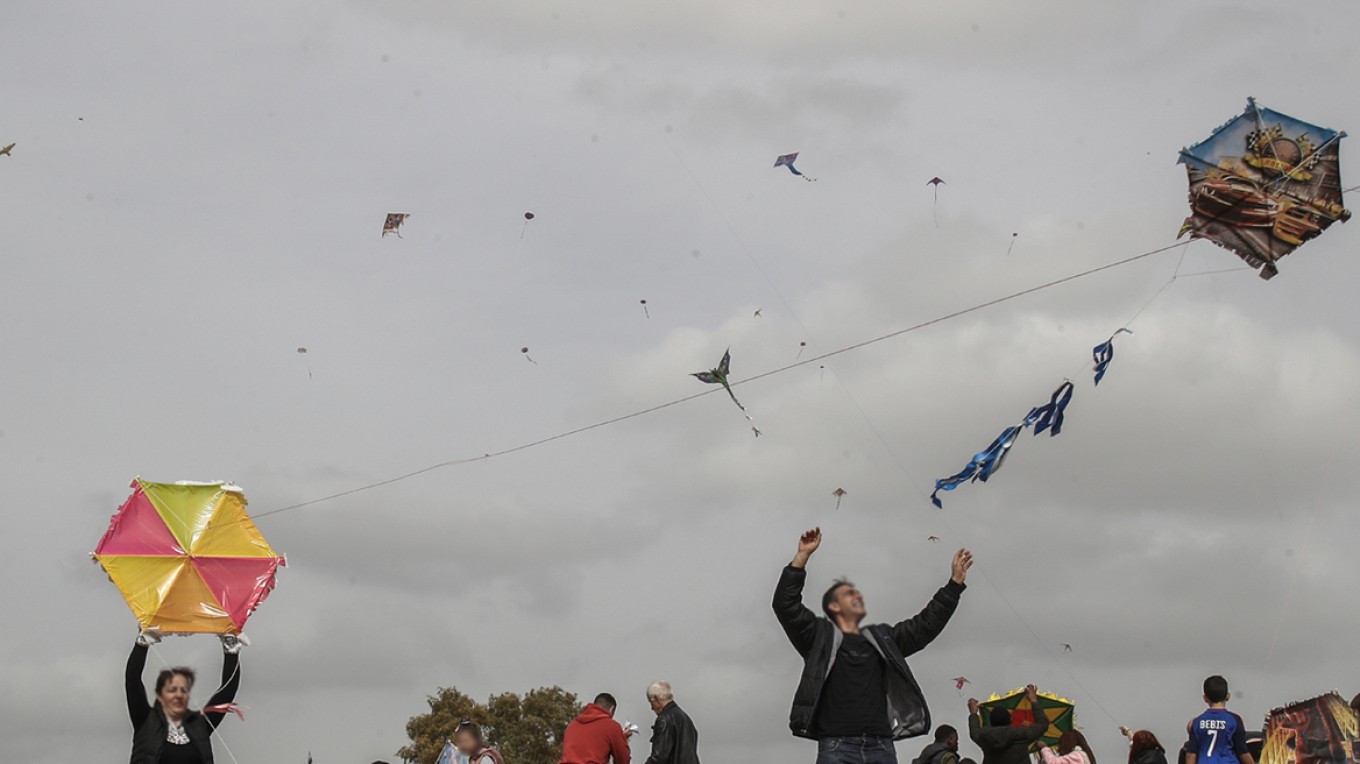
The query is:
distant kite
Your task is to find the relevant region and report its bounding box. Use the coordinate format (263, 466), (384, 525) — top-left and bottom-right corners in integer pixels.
(692, 349), (745, 413)
(1062, 643), (1073, 653)
(928, 177), (945, 226)
(774, 152), (815, 182)
(0, 143), (14, 157)
(832, 488), (847, 510)
(640, 299), (649, 318)
(521, 347), (536, 364)
(382, 213), (409, 238)
(796, 341), (807, 360)
(753, 308), (763, 318)
(928, 536), (942, 543)
(296, 347), (311, 380)
(953, 677), (970, 691)
(1006, 232), (1018, 256)
(521, 211), (535, 238)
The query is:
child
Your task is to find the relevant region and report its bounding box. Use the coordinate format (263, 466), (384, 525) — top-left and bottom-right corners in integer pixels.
(1184, 676), (1254, 764)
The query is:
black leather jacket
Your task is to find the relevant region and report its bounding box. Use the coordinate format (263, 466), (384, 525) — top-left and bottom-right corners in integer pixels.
(127, 644), (240, 764)
(773, 564), (964, 741)
(644, 702), (700, 764)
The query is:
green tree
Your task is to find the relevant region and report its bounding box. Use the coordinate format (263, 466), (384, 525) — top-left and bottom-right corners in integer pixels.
(399, 685), (581, 764)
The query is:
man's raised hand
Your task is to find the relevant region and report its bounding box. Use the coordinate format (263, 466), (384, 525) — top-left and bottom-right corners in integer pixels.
(951, 548), (974, 585)
(792, 527), (822, 568)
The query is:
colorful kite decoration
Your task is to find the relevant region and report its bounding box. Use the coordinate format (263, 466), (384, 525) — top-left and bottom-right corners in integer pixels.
(1258, 692), (1359, 764)
(979, 688), (1076, 750)
(931, 380), (1078, 508)
(832, 488), (847, 510)
(774, 152), (815, 182)
(1178, 98), (1349, 280)
(931, 425), (1023, 508)
(1023, 381), (1074, 437)
(93, 479), (285, 635)
(383, 213), (409, 238)
(1092, 328), (1132, 386)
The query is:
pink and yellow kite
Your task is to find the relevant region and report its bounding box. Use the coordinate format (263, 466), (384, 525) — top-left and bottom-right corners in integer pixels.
(93, 479), (285, 634)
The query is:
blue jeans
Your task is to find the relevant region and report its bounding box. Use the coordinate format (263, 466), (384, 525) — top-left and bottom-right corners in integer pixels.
(816, 736), (898, 764)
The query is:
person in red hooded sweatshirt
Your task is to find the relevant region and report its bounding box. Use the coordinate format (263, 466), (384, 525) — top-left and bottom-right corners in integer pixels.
(561, 693), (633, 764)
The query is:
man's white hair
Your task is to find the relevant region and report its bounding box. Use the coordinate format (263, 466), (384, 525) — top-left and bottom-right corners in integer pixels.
(647, 681), (673, 701)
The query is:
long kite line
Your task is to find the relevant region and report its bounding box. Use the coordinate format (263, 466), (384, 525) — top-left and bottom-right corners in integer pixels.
(252, 241), (1182, 521)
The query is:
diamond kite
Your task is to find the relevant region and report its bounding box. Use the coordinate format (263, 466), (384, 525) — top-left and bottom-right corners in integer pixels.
(1178, 98), (1349, 280)
(383, 213), (409, 238)
(979, 688), (1076, 750)
(774, 152), (815, 181)
(93, 479), (285, 634)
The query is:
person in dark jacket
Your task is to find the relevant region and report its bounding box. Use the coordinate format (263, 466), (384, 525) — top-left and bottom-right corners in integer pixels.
(126, 629), (246, 764)
(914, 725), (961, 764)
(773, 527), (973, 764)
(967, 686), (1047, 764)
(643, 681), (699, 764)
(1123, 729), (1169, 764)
(561, 693), (632, 764)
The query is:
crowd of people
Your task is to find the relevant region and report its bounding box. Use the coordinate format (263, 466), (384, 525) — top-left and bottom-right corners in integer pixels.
(122, 528), (1360, 764)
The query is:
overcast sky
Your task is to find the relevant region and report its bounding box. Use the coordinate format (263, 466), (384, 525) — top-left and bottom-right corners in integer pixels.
(2, 1), (1358, 762)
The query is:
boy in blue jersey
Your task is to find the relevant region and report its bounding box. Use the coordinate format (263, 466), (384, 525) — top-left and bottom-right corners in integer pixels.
(1184, 676), (1255, 764)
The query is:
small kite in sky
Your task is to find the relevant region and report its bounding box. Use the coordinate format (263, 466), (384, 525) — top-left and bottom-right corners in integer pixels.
(797, 341), (807, 360)
(754, 308), (763, 318)
(774, 152), (815, 182)
(521, 346), (537, 364)
(953, 677), (970, 691)
(640, 299), (649, 318)
(382, 213), (409, 238)
(1006, 232), (1018, 256)
(692, 348), (746, 413)
(1178, 98), (1349, 279)
(1092, 328), (1132, 385)
(296, 347), (311, 379)
(928, 177), (945, 226)
(0, 143), (14, 157)
(521, 211), (535, 238)
(1062, 643), (1073, 653)
(832, 488), (847, 510)
(928, 536), (942, 543)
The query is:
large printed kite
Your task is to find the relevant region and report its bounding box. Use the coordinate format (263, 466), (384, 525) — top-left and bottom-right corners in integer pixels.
(1179, 98), (1349, 279)
(93, 479), (285, 634)
(1258, 693), (1359, 764)
(979, 689), (1076, 750)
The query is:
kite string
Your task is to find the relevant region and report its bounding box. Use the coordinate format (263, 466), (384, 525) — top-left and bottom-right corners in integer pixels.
(253, 241), (1185, 521)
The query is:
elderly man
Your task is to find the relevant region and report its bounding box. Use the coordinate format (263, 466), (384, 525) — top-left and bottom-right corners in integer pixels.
(643, 681), (700, 764)
(774, 527), (972, 764)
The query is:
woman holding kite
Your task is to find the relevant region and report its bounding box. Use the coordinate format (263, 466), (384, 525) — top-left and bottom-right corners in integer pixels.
(125, 630), (246, 764)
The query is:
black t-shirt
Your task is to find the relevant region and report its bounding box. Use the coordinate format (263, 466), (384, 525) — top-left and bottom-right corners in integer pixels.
(812, 631), (892, 738)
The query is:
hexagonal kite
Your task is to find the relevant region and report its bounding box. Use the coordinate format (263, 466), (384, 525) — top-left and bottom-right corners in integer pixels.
(93, 479), (285, 635)
(1179, 98), (1349, 280)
